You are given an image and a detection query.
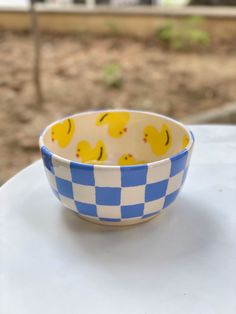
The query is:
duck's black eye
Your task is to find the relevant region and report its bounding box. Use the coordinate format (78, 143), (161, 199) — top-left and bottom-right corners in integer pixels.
(125, 157), (127, 160)
(77, 149), (80, 152)
(120, 131), (123, 135)
(52, 131), (54, 135)
(145, 134), (148, 137)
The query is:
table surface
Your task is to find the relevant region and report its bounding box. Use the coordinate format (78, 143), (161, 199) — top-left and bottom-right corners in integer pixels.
(1, 125), (236, 314)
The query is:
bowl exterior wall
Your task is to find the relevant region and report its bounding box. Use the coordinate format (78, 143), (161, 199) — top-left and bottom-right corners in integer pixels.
(40, 144), (193, 226)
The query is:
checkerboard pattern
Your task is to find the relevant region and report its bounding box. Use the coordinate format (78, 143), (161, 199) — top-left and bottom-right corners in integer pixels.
(41, 146), (193, 223)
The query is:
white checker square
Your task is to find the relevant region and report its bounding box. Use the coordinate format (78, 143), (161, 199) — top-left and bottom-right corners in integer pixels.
(94, 169), (121, 187)
(52, 157), (72, 181)
(45, 167), (57, 190)
(59, 195), (77, 212)
(96, 205), (121, 219)
(144, 198), (165, 215)
(121, 185), (145, 205)
(146, 162), (171, 184)
(166, 170), (184, 195)
(73, 183), (96, 204)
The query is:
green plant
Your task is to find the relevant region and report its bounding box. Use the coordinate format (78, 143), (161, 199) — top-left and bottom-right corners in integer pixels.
(187, 15), (205, 25)
(156, 17), (210, 50)
(103, 63), (123, 89)
(106, 20), (120, 36)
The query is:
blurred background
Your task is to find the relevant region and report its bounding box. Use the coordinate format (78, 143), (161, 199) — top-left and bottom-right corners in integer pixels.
(0, 0), (236, 184)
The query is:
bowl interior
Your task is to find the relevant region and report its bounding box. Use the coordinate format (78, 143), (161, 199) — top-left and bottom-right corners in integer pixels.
(41, 111), (191, 166)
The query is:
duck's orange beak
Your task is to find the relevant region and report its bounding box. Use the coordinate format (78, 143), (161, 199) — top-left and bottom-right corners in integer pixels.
(143, 138), (147, 143)
(124, 128), (127, 132)
(76, 153), (79, 158)
(51, 138), (54, 142)
(128, 154), (132, 157)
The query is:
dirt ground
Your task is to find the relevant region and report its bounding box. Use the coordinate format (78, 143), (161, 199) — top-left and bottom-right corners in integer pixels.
(0, 31), (236, 184)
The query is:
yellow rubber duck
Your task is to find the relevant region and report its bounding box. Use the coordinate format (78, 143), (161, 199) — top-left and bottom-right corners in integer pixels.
(118, 154), (147, 166)
(76, 140), (107, 164)
(51, 118), (75, 148)
(143, 124), (172, 156)
(96, 112), (130, 138)
(182, 134), (189, 149)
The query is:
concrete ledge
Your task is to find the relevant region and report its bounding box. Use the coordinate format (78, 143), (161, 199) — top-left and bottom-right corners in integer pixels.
(1, 5), (236, 19)
(1, 5), (236, 36)
(183, 102), (236, 124)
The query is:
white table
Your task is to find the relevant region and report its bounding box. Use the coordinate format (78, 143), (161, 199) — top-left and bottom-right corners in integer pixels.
(1, 125), (236, 314)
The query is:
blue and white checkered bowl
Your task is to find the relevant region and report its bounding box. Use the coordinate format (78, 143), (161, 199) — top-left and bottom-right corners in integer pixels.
(39, 110), (194, 226)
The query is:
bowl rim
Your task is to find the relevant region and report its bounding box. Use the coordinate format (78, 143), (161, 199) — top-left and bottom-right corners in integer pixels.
(39, 109), (194, 170)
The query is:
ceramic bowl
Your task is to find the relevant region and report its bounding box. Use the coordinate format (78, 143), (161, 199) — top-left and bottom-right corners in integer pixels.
(39, 110), (194, 226)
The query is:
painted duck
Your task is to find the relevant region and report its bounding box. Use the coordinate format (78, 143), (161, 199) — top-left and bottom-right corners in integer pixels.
(96, 112), (130, 138)
(51, 118), (75, 148)
(76, 140), (107, 164)
(143, 124), (172, 156)
(118, 154), (147, 166)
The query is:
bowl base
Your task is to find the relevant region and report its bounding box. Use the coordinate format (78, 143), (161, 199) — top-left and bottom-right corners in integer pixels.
(78, 211), (161, 226)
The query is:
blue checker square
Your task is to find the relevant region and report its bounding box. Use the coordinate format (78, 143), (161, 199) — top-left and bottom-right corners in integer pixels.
(121, 204), (144, 218)
(145, 180), (168, 202)
(170, 150), (188, 177)
(70, 162), (95, 186)
(145, 179), (168, 202)
(121, 165), (148, 187)
(142, 211), (161, 219)
(75, 201), (97, 217)
(55, 177), (73, 199)
(96, 187), (121, 205)
(164, 189), (180, 208)
(182, 166), (189, 184)
(41, 146), (54, 174)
